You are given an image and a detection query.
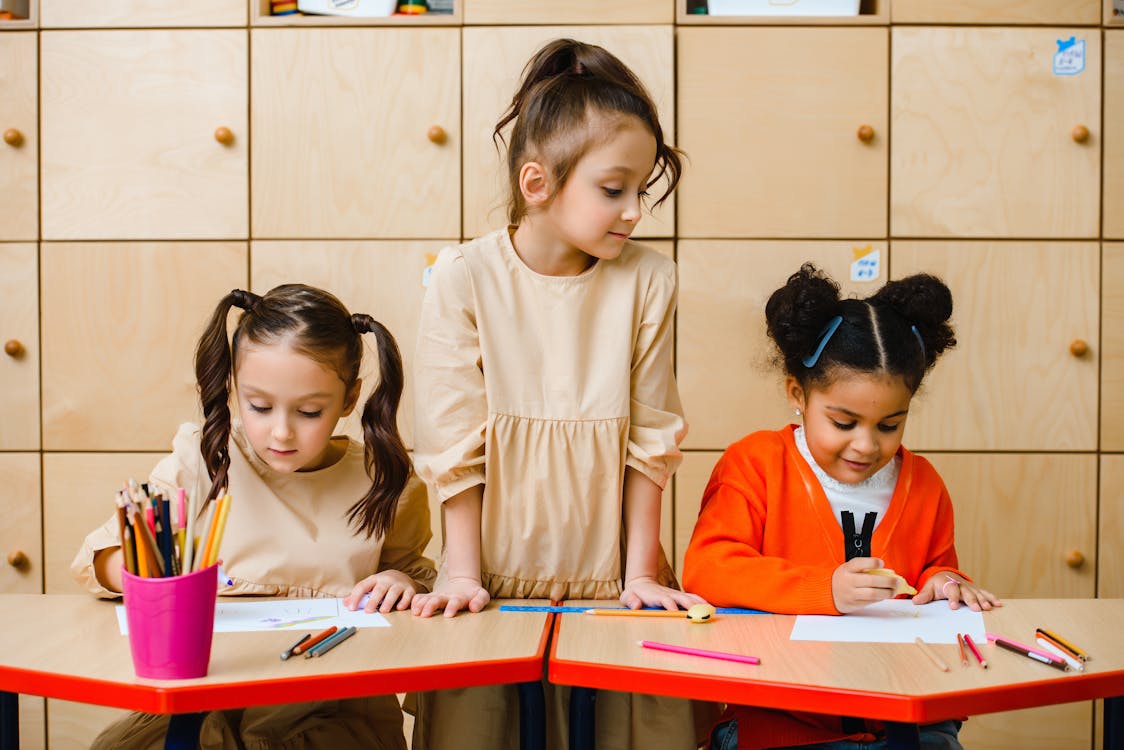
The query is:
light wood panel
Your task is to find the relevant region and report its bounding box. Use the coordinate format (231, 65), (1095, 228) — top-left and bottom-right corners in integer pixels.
(0, 243), (38, 450)
(1105, 244), (1124, 449)
(1105, 33), (1124, 238)
(40, 242), (247, 450)
(677, 240), (885, 450)
(40, 30), (248, 240)
(250, 0), (463, 25)
(893, 241), (1098, 451)
(251, 28), (459, 239)
(1100, 455), (1124, 598)
(251, 240), (452, 450)
(948, 703), (1092, 750)
(921, 453), (1096, 598)
(673, 451), (720, 575)
(42, 452), (163, 595)
(0, 453), (40, 594)
(462, 25), (674, 239)
(465, 0), (673, 24)
(678, 27), (887, 239)
(47, 702), (131, 750)
(892, 0), (1101, 24)
(40, 0), (246, 27)
(891, 27), (1100, 238)
(0, 32), (37, 241)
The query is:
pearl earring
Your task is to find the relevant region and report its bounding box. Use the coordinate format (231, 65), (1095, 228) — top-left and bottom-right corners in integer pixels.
(794, 408), (802, 417)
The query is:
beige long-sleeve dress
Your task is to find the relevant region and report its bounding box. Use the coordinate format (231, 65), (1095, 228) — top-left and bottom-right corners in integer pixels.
(72, 422), (436, 750)
(411, 228), (701, 750)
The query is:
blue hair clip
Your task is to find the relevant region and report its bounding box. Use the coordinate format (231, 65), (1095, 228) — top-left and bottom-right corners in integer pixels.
(911, 324), (926, 361)
(803, 315), (843, 368)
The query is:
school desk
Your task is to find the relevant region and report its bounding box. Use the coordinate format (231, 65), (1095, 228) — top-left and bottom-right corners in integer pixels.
(549, 599), (1124, 750)
(0, 595), (553, 750)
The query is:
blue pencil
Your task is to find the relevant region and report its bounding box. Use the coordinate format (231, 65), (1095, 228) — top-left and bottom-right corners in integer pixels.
(305, 626), (357, 658)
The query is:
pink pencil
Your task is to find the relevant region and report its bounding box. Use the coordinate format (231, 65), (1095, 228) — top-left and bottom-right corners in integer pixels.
(639, 640), (760, 666)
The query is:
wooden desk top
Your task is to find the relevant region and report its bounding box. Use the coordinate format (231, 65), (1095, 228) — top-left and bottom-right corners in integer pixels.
(549, 599), (1124, 723)
(0, 596), (552, 714)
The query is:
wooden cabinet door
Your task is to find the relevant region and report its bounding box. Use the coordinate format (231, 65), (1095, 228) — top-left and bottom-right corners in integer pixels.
(463, 26), (674, 239)
(1106, 33), (1124, 239)
(892, 0), (1101, 24)
(678, 27), (887, 239)
(893, 241), (1098, 451)
(463, 0), (674, 25)
(0, 243), (38, 450)
(40, 31), (248, 240)
(251, 240), (453, 450)
(0, 453), (41, 595)
(892, 27), (1100, 238)
(677, 240), (886, 450)
(920, 452), (1095, 750)
(1105, 244), (1124, 450)
(252, 28), (459, 239)
(41, 242), (248, 450)
(1101, 455), (1124, 599)
(0, 33), (37, 241)
(41, 0), (246, 27)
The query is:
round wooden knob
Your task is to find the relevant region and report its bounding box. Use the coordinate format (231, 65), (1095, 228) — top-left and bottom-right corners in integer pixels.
(426, 125), (447, 145)
(4, 339), (23, 358)
(3, 128), (22, 147)
(856, 124), (875, 143)
(7, 550), (28, 569)
(1069, 339), (1089, 357)
(1072, 125), (1090, 143)
(1065, 549), (1085, 568)
(214, 127), (234, 146)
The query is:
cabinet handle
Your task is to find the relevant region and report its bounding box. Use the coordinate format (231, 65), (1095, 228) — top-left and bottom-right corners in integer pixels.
(856, 124), (875, 143)
(214, 127), (235, 146)
(3, 339), (23, 358)
(427, 125), (447, 145)
(6, 550), (28, 569)
(2, 128), (22, 147)
(1069, 339), (1089, 358)
(1065, 549), (1085, 569)
(1071, 125), (1090, 144)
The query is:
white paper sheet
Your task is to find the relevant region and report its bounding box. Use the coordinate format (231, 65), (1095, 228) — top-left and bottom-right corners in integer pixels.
(117, 597), (390, 635)
(789, 600), (986, 644)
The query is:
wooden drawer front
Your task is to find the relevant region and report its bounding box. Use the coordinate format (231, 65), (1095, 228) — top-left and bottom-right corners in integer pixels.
(0, 243), (39, 450)
(0, 33), (38, 241)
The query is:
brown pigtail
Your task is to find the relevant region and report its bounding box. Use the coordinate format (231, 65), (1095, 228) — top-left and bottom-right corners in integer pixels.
(348, 314), (410, 539)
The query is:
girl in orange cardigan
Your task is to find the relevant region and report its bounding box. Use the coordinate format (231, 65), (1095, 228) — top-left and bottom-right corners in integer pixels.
(683, 264), (1001, 750)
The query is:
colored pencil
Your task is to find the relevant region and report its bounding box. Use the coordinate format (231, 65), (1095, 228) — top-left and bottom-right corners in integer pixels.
(203, 494), (232, 569)
(956, 633), (968, 667)
(182, 489), (196, 573)
(985, 633), (1065, 665)
(281, 634), (311, 661)
(639, 640), (760, 665)
(991, 635), (1069, 672)
(192, 499), (218, 572)
(963, 633), (988, 669)
(307, 626), (357, 658)
(586, 609), (691, 618)
(1035, 628), (1090, 662)
(915, 637), (950, 672)
(122, 524), (137, 576)
(291, 626), (338, 657)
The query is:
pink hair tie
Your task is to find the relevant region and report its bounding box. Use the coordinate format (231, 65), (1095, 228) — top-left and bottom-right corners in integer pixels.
(941, 576), (960, 599)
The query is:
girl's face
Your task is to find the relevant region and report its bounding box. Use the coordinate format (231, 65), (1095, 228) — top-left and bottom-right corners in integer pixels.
(530, 116), (657, 270)
(787, 371), (913, 485)
(234, 342), (359, 473)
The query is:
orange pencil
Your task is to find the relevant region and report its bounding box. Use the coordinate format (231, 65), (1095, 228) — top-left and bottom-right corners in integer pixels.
(584, 609), (690, 618)
(196, 497), (221, 572)
(202, 494), (232, 569)
(291, 626), (338, 657)
(957, 633), (968, 666)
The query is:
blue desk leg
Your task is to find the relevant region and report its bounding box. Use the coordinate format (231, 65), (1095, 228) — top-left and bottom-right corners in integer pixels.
(884, 721), (921, 750)
(164, 712), (206, 750)
(1106, 696), (1124, 750)
(568, 686), (596, 750)
(517, 681), (546, 750)
(0, 691), (17, 750)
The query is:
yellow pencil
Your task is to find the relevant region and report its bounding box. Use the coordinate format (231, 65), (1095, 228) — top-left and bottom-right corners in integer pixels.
(203, 494), (232, 569)
(584, 609), (690, 618)
(915, 637), (951, 672)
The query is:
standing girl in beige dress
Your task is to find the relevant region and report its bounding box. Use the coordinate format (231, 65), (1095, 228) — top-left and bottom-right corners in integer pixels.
(73, 284), (435, 749)
(410, 38), (707, 750)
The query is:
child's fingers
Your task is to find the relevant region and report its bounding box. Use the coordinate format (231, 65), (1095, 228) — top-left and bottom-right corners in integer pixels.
(345, 578), (375, 610)
(378, 584), (405, 613)
(468, 588), (490, 613)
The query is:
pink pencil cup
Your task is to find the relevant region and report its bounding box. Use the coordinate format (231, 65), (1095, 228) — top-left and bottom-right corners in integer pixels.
(121, 563), (218, 679)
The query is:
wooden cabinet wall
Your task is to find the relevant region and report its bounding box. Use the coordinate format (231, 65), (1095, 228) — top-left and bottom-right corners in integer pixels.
(1, 3), (1121, 748)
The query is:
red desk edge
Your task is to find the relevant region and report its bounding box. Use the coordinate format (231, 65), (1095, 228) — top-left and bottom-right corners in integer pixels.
(0, 613), (554, 715)
(546, 615), (1124, 723)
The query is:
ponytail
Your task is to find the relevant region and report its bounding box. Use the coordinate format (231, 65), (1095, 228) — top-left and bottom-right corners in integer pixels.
(348, 313), (410, 539)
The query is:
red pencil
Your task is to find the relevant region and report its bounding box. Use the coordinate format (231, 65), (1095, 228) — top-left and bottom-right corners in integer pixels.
(291, 626), (338, 656)
(963, 633), (988, 669)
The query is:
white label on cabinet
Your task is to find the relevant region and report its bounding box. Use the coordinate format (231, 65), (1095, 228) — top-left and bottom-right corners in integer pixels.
(850, 246), (880, 283)
(1054, 38), (1086, 76)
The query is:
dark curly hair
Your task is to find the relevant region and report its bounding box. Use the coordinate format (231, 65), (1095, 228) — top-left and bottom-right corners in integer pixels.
(765, 263), (956, 393)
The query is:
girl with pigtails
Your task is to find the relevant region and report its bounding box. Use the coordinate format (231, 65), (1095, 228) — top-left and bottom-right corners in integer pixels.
(72, 283), (435, 750)
(684, 264), (1001, 750)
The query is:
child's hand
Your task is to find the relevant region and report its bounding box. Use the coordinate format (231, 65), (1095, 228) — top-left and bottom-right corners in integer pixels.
(831, 557), (898, 613)
(620, 577), (709, 611)
(912, 573), (1002, 612)
(411, 577), (491, 618)
(344, 570), (419, 613)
